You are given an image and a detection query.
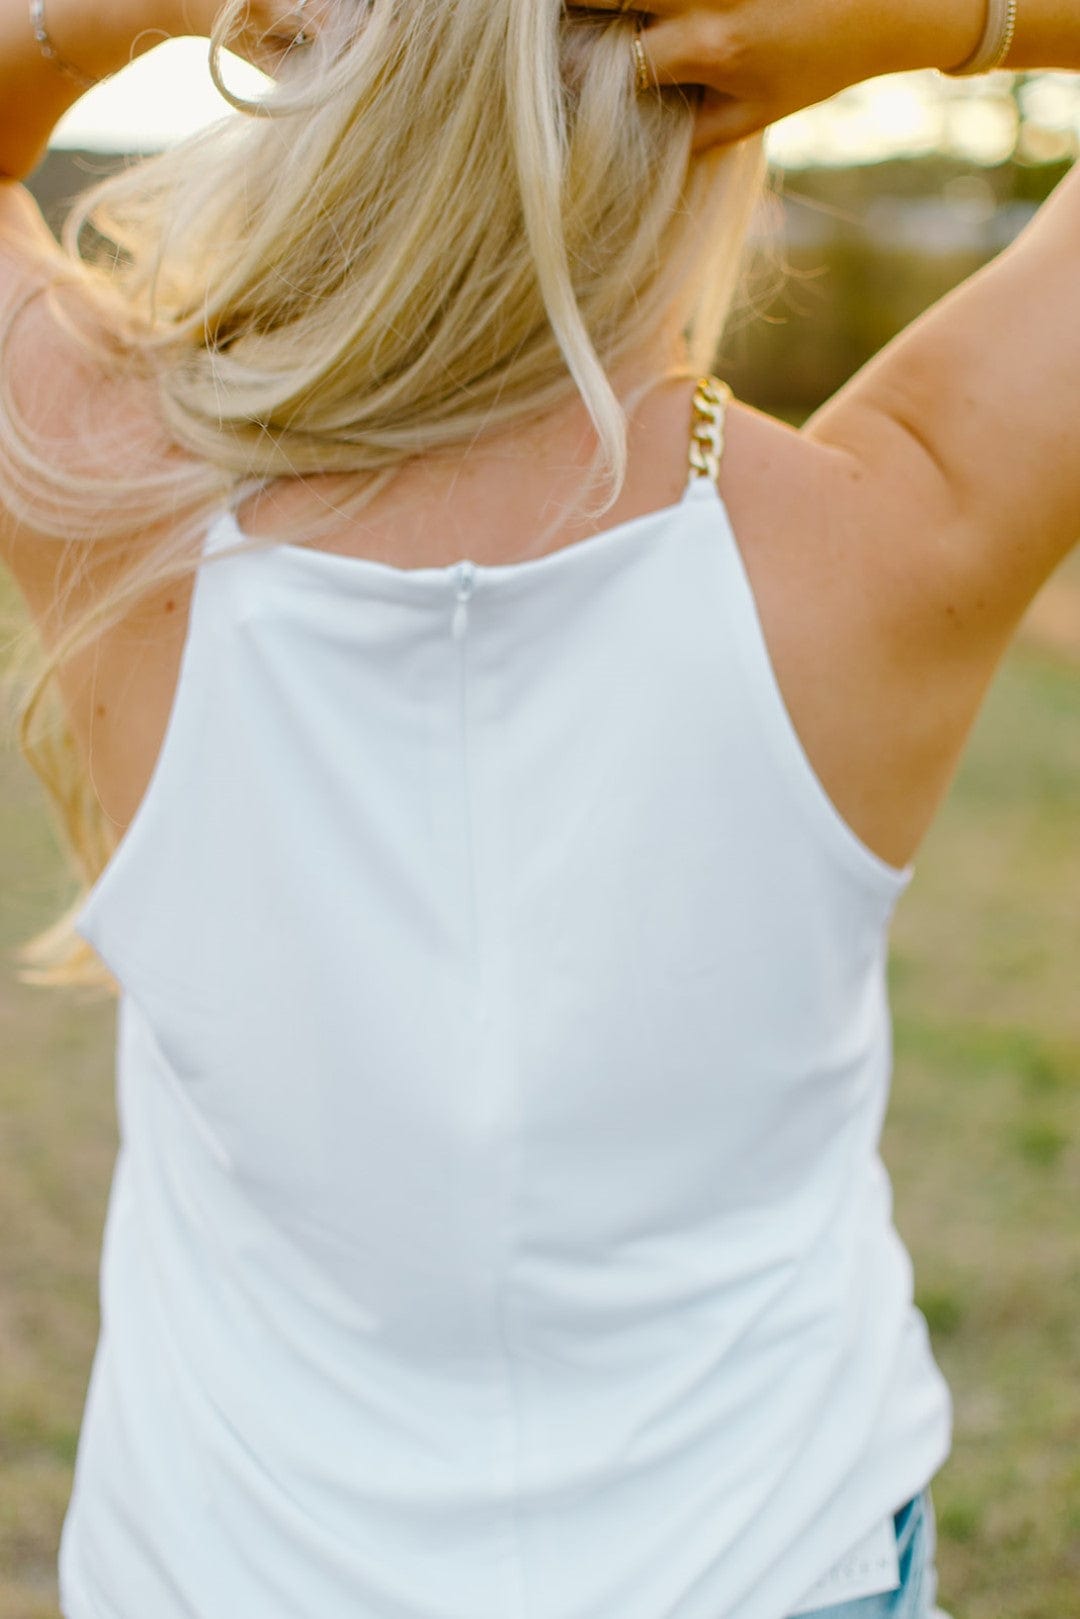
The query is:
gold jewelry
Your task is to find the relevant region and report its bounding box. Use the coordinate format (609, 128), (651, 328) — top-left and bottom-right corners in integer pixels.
(688, 376), (732, 484)
(939, 0), (1018, 76)
(29, 0), (98, 89)
(632, 24), (650, 95)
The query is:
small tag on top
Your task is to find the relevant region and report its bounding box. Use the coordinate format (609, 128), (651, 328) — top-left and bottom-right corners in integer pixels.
(787, 1515), (901, 1616)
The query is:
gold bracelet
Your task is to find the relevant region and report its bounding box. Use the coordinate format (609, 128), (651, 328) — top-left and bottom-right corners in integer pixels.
(939, 0), (1019, 77)
(29, 0), (99, 90)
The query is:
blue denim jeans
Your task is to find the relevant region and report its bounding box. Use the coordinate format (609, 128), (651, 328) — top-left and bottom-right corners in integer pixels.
(798, 1491), (945, 1618)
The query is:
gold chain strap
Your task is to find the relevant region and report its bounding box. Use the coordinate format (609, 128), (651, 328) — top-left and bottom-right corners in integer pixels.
(688, 374), (732, 484)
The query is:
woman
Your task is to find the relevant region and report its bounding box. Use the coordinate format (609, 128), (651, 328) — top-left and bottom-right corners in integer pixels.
(0, 0), (1076, 1613)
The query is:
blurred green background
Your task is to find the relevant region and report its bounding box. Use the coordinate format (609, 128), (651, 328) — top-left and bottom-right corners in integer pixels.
(2, 98), (1079, 1619)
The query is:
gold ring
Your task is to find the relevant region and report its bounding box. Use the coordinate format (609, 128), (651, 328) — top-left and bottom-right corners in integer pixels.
(632, 27), (650, 94)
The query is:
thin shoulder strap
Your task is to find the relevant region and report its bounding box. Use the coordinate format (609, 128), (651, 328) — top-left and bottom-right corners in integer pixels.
(687, 374), (733, 485)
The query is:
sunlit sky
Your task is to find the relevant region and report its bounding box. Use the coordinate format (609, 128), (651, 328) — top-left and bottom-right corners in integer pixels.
(51, 38), (1080, 168)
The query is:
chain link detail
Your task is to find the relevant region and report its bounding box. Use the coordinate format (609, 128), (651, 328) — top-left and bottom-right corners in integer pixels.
(688, 375), (732, 484)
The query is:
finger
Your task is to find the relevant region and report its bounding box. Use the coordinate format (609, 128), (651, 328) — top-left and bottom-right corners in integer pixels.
(627, 24), (767, 148)
(690, 93), (769, 153)
(630, 17), (732, 95)
(564, 2), (677, 18)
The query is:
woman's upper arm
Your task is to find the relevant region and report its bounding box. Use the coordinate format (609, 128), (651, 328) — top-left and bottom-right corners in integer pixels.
(801, 160), (1080, 639)
(0, 181), (146, 624)
(0, 181), (76, 602)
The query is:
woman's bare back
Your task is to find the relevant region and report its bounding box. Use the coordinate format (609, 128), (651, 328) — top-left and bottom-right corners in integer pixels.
(42, 367), (1012, 876)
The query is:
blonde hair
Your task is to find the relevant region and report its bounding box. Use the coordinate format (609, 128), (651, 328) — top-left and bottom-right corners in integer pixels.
(1, 0), (774, 991)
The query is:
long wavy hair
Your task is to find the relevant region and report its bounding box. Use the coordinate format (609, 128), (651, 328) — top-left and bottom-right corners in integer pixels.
(1, 0), (775, 991)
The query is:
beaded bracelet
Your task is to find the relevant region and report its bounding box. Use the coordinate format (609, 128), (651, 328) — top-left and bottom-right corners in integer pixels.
(29, 0), (99, 90)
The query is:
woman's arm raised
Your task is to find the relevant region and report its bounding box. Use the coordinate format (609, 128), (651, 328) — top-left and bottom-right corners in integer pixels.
(0, 0), (185, 180)
(600, 0), (1080, 149)
(0, 0), (317, 179)
(802, 158), (1080, 643)
(0, 0), (321, 574)
(599, 0), (1080, 634)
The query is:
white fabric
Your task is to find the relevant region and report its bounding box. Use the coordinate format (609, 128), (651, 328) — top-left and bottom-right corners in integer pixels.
(62, 474), (952, 1619)
(788, 1518), (899, 1614)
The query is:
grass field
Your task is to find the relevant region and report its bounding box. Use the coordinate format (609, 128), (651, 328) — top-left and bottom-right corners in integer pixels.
(1, 555), (1078, 1619)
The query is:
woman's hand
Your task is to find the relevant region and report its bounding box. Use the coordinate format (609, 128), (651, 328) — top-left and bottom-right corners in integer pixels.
(575, 0), (989, 148)
(175, 0), (329, 73)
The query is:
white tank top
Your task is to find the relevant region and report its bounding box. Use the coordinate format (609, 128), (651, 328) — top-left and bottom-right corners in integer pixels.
(61, 382), (951, 1619)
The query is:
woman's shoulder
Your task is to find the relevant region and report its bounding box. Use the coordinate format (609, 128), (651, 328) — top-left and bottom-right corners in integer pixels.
(712, 393), (1012, 872)
(722, 388), (978, 658)
(0, 185), (187, 610)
